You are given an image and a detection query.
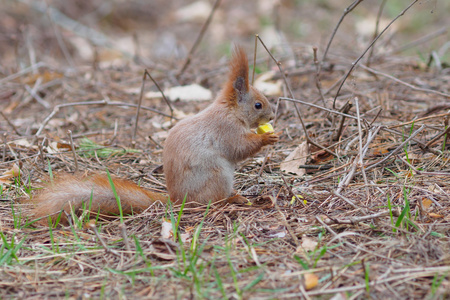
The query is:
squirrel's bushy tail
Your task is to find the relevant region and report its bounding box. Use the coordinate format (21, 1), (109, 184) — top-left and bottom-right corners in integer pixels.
(26, 174), (168, 226)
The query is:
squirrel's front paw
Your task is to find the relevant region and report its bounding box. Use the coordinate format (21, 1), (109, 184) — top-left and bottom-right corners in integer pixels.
(261, 132), (279, 146)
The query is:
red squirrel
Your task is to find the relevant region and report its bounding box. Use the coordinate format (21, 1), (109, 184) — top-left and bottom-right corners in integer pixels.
(29, 45), (279, 225)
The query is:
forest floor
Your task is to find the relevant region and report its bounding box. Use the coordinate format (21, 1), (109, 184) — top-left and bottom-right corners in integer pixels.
(0, 0), (449, 299)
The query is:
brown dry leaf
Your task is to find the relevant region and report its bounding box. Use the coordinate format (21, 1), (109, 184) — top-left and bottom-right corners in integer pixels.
(370, 145), (390, 156)
(428, 213), (444, 219)
(21, 70), (63, 85)
(310, 148), (333, 164)
(0, 178), (13, 185)
(304, 273), (319, 290)
(45, 142), (71, 154)
(0, 164), (21, 179)
(280, 141), (308, 176)
(422, 198), (433, 210)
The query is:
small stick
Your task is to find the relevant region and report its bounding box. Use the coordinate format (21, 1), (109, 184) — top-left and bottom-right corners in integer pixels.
(387, 26), (448, 55)
(279, 97), (358, 120)
(333, 101), (352, 141)
(297, 164), (333, 170)
(369, 108), (382, 126)
(67, 130), (78, 173)
(45, 3), (75, 68)
(2, 133), (7, 163)
(0, 62), (46, 85)
(273, 197), (299, 247)
(365, 125), (424, 172)
(387, 112), (450, 129)
(312, 46), (325, 106)
(177, 0), (221, 77)
(320, 0), (364, 71)
(34, 99), (174, 144)
(119, 223), (132, 256)
(315, 216), (337, 237)
(360, 64), (450, 98)
(88, 221), (121, 257)
(366, 0), (387, 66)
(324, 210), (399, 225)
(333, 0), (419, 108)
(332, 191), (358, 209)
(38, 137), (46, 168)
(252, 34), (258, 85)
(257, 36), (336, 157)
(425, 126), (450, 148)
(383, 127), (440, 156)
(1, 112), (22, 136)
(354, 98), (370, 199)
(24, 83), (51, 109)
(132, 69), (173, 147)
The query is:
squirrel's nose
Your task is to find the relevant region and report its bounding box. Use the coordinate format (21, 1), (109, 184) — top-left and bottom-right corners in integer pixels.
(269, 111), (275, 121)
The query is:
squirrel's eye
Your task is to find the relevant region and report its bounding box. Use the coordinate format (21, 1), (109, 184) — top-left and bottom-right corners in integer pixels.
(255, 102), (262, 109)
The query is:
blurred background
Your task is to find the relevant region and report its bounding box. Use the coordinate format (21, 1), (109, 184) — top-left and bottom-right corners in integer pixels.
(1, 0), (448, 71)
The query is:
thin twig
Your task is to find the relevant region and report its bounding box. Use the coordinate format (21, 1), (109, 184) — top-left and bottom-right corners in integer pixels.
(132, 69), (173, 147)
(1, 112), (22, 136)
(252, 34), (258, 85)
(2, 133), (7, 163)
(67, 130), (78, 173)
(177, 0), (221, 77)
(387, 26), (448, 55)
(0, 62), (46, 85)
(333, 0), (419, 108)
(333, 101), (352, 141)
(279, 97), (358, 120)
(44, 1), (75, 68)
(119, 223), (132, 256)
(34, 99), (175, 143)
(88, 222), (121, 257)
(312, 46), (325, 106)
(366, 0), (387, 66)
(273, 197), (299, 247)
(365, 125), (425, 172)
(425, 126), (450, 148)
(354, 98), (370, 199)
(360, 64), (450, 98)
(320, 0), (364, 71)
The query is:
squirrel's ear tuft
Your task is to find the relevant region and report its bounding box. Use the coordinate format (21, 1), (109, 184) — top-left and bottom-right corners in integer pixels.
(224, 45), (249, 104)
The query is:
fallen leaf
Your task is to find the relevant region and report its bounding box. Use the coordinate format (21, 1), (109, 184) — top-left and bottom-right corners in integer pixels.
(301, 236), (318, 252)
(160, 218), (173, 239)
(254, 71), (282, 97)
(269, 231), (286, 238)
(45, 142), (71, 154)
(428, 213), (444, 219)
(304, 273), (319, 290)
(175, 1), (212, 22)
(0, 164), (21, 179)
(180, 232), (190, 243)
(422, 198), (433, 210)
(146, 84), (212, 102)
(280, 141), (308, 176)
(0, 179), (13, 185)
(370, 145), (389, 156)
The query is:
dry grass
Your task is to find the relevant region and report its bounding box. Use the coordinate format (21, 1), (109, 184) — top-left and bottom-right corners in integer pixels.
(1, 0), (449, 299)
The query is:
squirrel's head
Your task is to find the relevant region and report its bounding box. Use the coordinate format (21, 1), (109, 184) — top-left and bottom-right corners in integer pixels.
(224, 45), (275, 128)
